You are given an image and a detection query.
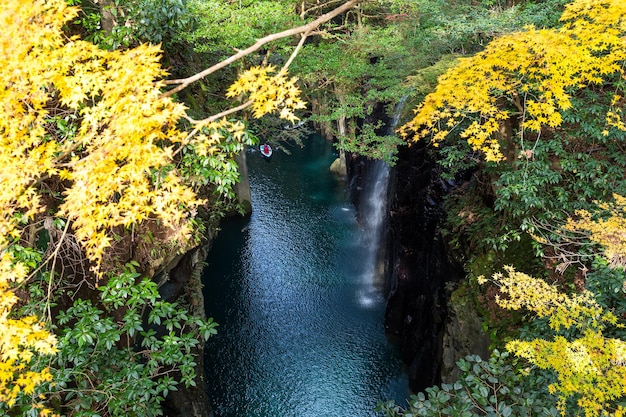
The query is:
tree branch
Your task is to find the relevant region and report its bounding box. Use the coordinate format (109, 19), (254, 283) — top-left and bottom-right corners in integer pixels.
(160, 0), (360, 98)
(173, 99), (255, 159)
(282, 32), (309, 72)
(200, 99), (254, 124)
(300, 0), (348, 19)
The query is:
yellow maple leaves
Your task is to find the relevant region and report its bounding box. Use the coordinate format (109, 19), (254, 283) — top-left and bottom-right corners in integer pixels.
(1, 0), (308, 272)
(0, 0), (194, 268)
(482, 267), (626, 416)
(51, 39), (196, 265)
(483, 266), (616, 331)
(409, 0), (626, 413)
(0, 252), (58, 410)
(508, 330), (626, 417)
(566, 194), (626, 268)
(1, 0), (68, 410)
(401, 0), (626, 162)
(226, 65), (307, 123)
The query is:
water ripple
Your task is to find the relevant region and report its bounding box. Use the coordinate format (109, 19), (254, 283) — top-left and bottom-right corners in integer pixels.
(202, 136), (408, 417)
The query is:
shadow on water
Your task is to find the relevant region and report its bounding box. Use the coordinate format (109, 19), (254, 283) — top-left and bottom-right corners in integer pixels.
(202, 135), (409, 417)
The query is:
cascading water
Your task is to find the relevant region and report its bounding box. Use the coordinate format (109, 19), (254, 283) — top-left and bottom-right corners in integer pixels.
(356, 161), (390, 307)
(356, 98), (406, 308)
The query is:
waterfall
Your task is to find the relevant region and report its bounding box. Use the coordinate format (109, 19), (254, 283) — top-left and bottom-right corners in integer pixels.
(357, 97), (406, 308)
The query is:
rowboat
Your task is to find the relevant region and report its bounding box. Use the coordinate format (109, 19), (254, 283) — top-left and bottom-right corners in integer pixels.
(260, 143), (273, 158)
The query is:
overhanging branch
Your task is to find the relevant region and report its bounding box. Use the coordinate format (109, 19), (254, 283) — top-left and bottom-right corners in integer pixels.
(160, 0), (360, 98)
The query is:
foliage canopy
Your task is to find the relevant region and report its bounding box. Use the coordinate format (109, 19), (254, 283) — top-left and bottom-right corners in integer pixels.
(386, 0), (626, 416)
(401, 0), (626, 162)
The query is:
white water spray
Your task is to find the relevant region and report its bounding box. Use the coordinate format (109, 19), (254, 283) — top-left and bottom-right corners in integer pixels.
(357, 98), (407, 308)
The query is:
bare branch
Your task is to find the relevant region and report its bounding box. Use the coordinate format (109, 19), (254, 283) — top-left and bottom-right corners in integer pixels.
(200, 100), (254, 124)
(282, 32), (309, 72)
(172, 100), (255, 159)
(160, 0), (360, 98)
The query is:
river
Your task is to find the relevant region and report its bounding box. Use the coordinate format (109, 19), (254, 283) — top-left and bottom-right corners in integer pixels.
(202, 135), (409, 417)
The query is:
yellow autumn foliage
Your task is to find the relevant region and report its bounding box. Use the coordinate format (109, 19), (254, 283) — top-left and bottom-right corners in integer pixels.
(1, 0), (307, 270)
(227, 65), (307, 123)
(483, 267), (626, 416)
(1, 0), (198, 267)
(0, 252), (58, 410)
(1, 0), (309, 412)
(565, 194), (626, 268)
(401, 0), (626, 162)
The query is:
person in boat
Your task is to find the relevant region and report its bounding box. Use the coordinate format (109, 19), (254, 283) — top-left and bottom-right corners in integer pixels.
(261, 143), (272, 157)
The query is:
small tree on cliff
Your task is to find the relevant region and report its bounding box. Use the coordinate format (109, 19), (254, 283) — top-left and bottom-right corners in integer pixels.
(401, 0), (626, 163)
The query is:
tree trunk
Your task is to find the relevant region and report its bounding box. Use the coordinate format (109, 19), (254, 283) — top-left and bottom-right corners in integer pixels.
(98, 0), (118, 33)
(234, 151), (252, 216)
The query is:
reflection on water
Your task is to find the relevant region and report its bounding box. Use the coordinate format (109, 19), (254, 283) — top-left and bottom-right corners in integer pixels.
(202, 136), (408, 417)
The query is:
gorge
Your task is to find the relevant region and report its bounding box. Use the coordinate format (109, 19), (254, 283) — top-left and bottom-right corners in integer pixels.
(7, 1), (619, 416)
(202, 135), (409, 416)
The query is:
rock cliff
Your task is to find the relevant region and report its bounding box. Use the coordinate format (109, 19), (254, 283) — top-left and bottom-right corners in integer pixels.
(383, 142), (468, 392)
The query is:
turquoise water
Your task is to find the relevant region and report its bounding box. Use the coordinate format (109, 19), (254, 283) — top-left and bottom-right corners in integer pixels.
(202, 136), (409, 417)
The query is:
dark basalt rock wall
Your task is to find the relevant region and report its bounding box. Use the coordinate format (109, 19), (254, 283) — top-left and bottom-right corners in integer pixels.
(384, 143), (465, 393)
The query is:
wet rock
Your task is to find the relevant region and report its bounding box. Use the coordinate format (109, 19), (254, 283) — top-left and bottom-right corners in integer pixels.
(330, 153), (347, 178)
(441, 285), (491, 383)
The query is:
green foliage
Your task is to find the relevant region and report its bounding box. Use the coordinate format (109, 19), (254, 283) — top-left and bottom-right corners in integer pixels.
(516, 0), (571, 28)
(337, 122), (405, 164)
(441, 90), (626, 257)
(423, 1), (626, 258)
(2, 0), (355, 414)
(178, 123), (256, 199)
(288, 0), (569, 162)
(583, 260), (626, 340)
(398, 0), (568, 69)
(416, 3), (626, 415)
(121, 0), (192, 45)
(248, 115), (312, 154)
(292, 23), (413, 160)
(185, 0), (299, 57)
(493, 87), (626, 255)
(69, 0), (193, 49)
(377, 350), (558, 417)
(43, 262), (218, 416)
(405, 55), (460, 102)
(443, 179), (512, 254)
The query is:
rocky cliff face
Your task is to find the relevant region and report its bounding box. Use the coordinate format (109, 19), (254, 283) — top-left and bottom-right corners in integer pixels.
(383, 142), (466, 392)
(440, 284), (491, 383)
(346, 135), (491, 393)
